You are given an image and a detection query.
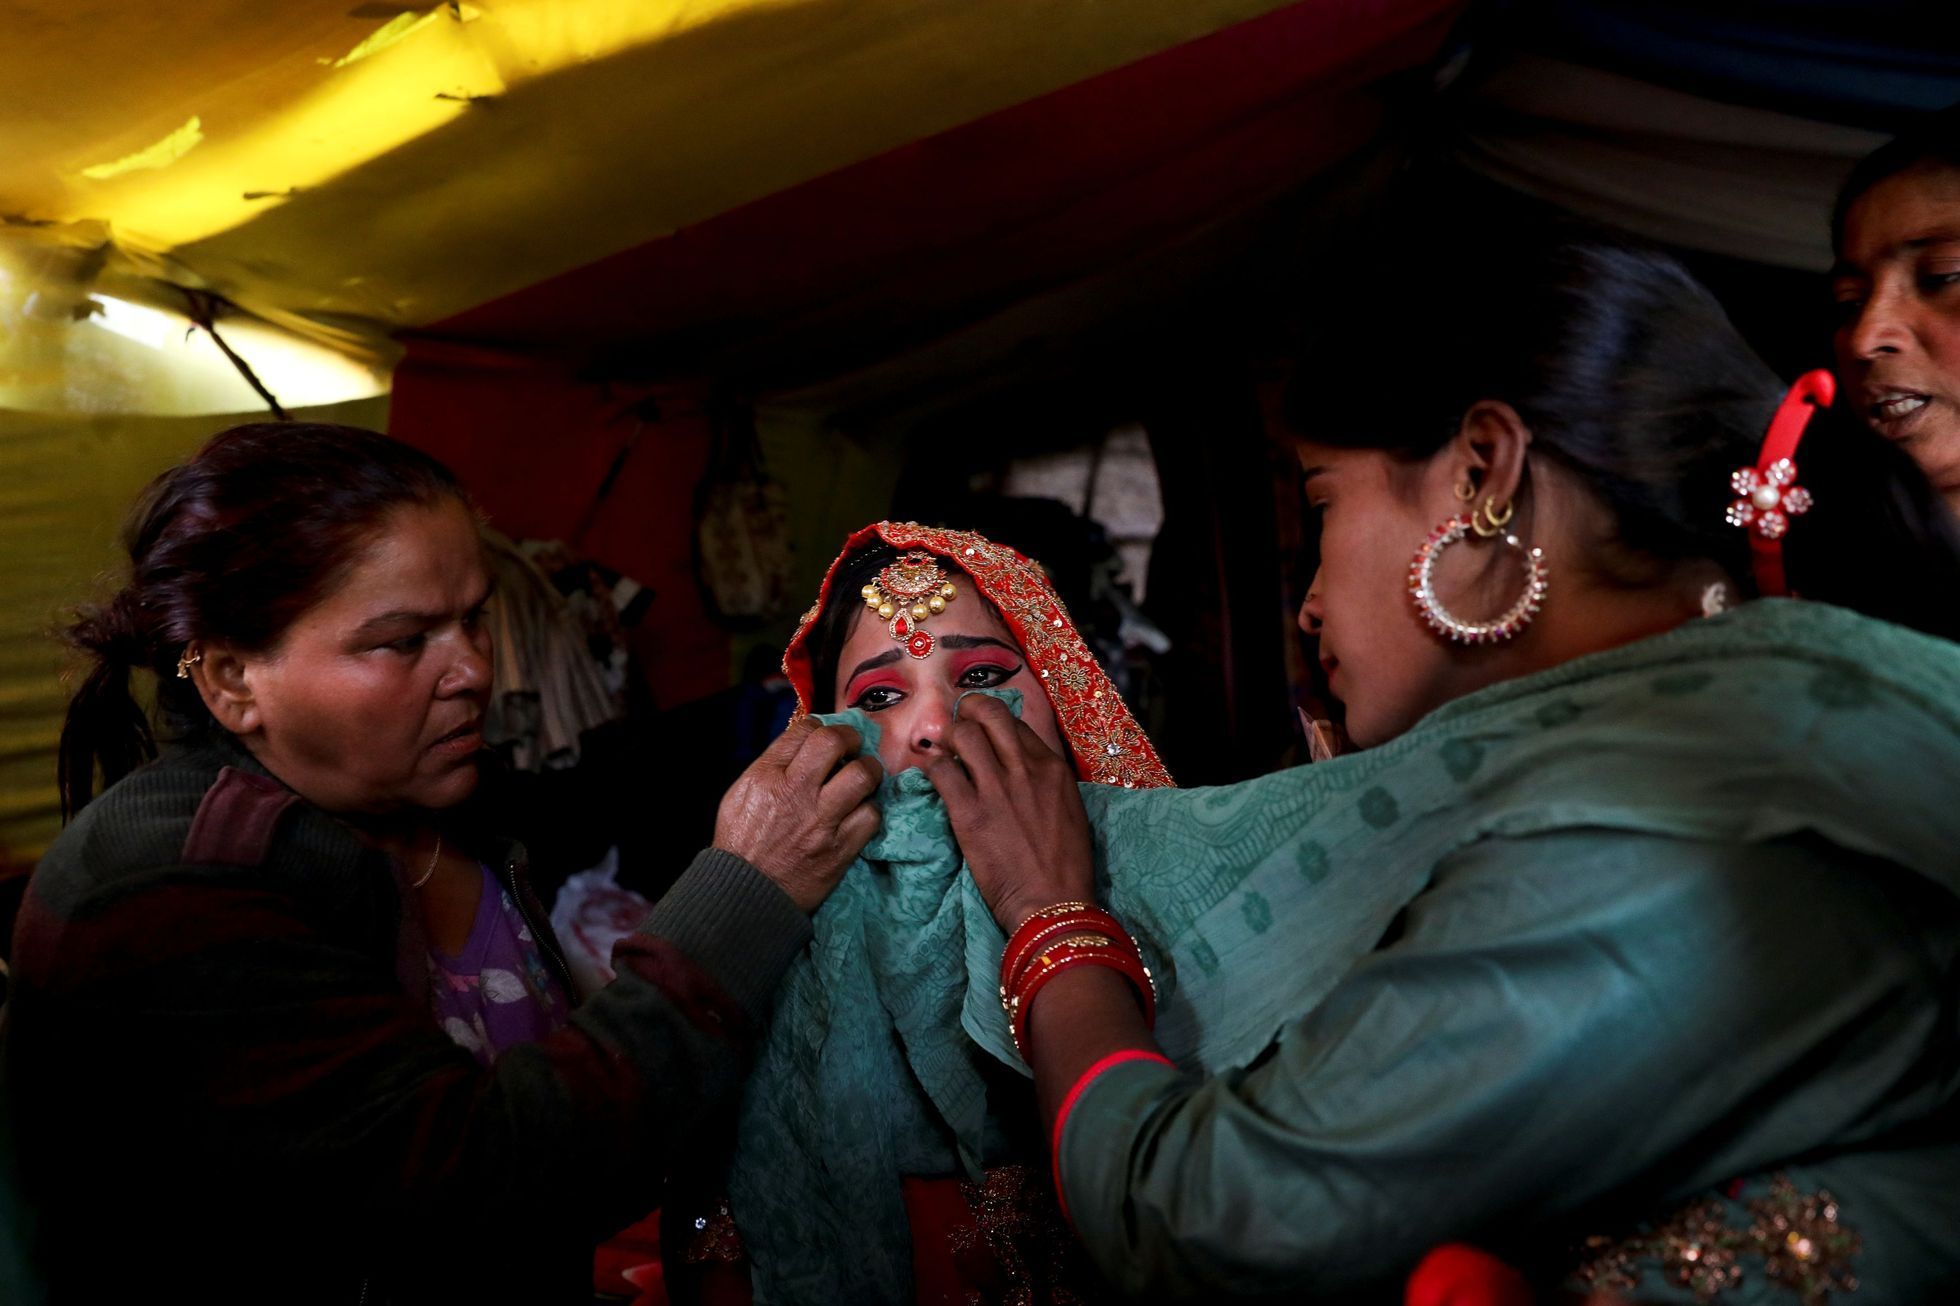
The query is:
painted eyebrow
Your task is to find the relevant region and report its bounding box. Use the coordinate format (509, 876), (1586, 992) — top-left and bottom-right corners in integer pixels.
(843, 635), (1020, 690)
(937, 635), (1019, 655)
(845, 648), (904, 685)
(352, 581), (497, 638)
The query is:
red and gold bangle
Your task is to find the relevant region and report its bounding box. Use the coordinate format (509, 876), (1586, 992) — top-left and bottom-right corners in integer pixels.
(1004, 915), (1112, 987)
(999, 899), (1159, 1061)
(1001, 912), (1118, 998)
(1009, 947), (1133, 1061)
(1011, 900), (1100, 931)
(1002, 901), (1100, 973)
(1007, 938), (1156, 1062)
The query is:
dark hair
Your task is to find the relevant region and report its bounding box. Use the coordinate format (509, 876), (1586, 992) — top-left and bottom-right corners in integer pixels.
(1283, 241), (1960, 641)
(1831, 101), (1960, 254)
(58, 422), (469, 817)
(805, 544), (904, 714)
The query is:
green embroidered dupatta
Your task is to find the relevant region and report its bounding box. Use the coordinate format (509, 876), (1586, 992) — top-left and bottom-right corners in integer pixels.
(727, 600), (1960, 1303)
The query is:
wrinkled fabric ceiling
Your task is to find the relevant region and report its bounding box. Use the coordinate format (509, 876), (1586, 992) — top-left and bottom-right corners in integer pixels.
(2, 0), (1305, 363)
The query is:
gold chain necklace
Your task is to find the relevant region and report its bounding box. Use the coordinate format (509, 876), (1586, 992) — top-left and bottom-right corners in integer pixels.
(409, 831), (444, 890)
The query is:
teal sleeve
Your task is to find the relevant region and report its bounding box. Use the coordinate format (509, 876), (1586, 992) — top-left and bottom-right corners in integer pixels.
(1058, 832), (1956, 1300)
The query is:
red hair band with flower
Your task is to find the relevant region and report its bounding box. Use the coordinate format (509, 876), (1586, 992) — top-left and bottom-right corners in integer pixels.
(1726, 369), (1835, 598)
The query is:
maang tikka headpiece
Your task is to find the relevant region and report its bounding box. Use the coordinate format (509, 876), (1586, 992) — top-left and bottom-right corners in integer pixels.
(861, 550), (959, 658)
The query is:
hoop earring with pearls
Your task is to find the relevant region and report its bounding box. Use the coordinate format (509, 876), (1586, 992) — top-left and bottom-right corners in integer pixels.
(1407, 502), (1548, 646)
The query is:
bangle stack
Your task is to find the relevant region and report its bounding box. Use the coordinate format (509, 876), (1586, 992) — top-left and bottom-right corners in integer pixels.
(999, 901), (1156, 1061)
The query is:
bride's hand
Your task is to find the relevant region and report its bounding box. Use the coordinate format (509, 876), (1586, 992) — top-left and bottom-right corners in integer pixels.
(921, 694), (1094, 930)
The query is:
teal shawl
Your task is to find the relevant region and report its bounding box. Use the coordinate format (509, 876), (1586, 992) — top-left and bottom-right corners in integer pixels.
(726, 600), (1960, 1303)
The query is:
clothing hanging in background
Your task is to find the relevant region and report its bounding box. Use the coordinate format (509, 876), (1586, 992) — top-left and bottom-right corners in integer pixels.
(481, 532), (629, 772)
(695, 398), (794, 624)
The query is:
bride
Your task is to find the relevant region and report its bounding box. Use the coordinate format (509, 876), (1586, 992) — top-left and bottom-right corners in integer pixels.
(665, 521), (1170, 1305)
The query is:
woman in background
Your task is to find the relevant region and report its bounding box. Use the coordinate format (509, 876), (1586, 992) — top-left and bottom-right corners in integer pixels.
(1831, 101), (1960, 517)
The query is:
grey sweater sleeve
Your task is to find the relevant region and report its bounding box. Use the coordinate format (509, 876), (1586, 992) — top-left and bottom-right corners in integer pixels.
(636, 847), (813, 1025)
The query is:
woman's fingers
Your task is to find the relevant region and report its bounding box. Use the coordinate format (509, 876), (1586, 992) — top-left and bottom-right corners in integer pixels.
(817, 753), (883, 822)
(919, 749), (978, 812)
(714, 720), (877, 913)
(784, 722), (861, 788)
(955, 694), (1031, 776)
(946, 715), (1006, 797)
(834, 800), (882, 858)
(923, 698), (1096, 929)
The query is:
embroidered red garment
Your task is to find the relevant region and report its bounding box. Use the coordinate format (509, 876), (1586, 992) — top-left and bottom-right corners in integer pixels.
(783, 521), (1174, 790)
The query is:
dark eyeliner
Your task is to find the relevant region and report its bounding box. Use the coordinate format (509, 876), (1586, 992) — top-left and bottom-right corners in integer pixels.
(959, 662), (1022, 687)
(850, 686), (902, 711)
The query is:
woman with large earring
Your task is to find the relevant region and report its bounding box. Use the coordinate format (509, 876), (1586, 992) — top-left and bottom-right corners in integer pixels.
(926, 243), (1960, 1301)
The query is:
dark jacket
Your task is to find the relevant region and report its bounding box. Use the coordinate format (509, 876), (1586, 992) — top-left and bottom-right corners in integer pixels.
(1, 734), (810, 1304)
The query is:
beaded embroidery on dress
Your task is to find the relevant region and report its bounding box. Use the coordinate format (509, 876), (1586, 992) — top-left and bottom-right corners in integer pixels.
(1571, 1175), (1861, 1304)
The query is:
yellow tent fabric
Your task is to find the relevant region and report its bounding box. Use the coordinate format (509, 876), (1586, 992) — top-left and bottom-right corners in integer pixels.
(0, 0), (1337, 874)
(0, 0), (1468, 869)
(5, 0), (1300, 360)
(0, 397), (388, 871)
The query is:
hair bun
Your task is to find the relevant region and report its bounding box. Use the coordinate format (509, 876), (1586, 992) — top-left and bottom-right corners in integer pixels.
(68, 591), (151, 667)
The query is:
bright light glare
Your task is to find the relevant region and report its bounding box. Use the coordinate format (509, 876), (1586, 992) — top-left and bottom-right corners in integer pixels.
(82, 295), (389, 413)
(91, 296), (180, 350)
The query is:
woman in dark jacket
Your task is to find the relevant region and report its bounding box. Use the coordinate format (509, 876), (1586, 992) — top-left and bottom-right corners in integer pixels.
(2, 422), (881, 1304)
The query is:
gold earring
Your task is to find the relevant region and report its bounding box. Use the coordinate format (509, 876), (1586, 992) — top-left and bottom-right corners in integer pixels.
(1471, 496), (1515, 539)
(1452, 480), (1476, 502)
(175, 647), (202, 679)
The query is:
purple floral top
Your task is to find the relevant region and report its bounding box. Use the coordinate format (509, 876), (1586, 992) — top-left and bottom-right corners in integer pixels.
(427, 865), (573, 1065)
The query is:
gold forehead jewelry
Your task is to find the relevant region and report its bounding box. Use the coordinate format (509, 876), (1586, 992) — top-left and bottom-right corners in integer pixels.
(861, 550), (958, 659)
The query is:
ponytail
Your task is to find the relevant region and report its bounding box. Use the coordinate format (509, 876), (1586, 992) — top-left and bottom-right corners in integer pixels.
(57, 593), (161, 819)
